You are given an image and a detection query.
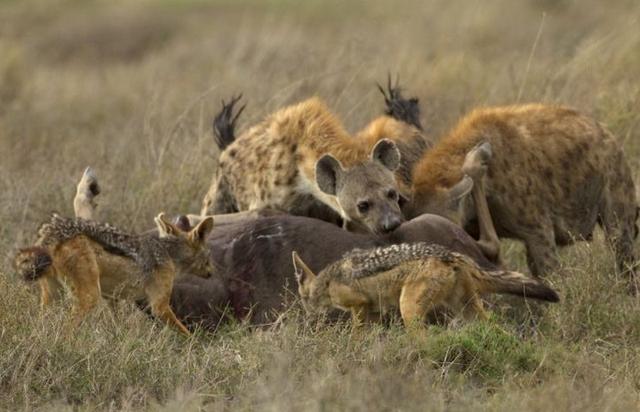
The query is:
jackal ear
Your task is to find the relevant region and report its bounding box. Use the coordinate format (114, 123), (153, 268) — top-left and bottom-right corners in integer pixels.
(316, 154), (344, 196)
(189, 216), (214, 244)
(292, 251), (316, 285)
(174, 215), (192, 232)
(446, 175), (474, 209)
(155, 213), (180, 238)
(371, 139), (400, 171)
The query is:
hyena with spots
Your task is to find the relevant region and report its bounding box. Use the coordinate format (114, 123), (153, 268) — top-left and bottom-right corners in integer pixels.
(352, 77), (431, 190)
(407, 104), (638, 282)
(292, 242), (559, 330)
(202, 86), (431, 235)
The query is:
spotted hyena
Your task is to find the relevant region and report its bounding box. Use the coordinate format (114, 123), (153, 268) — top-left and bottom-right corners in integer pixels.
(407, 104), (638, 282)
(352, 77), (431, 190)
(202, 90), (430, 235)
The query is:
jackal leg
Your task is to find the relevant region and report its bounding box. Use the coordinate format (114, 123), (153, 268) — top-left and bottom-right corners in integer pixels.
(350, 305), (368, 328)
(145, 266), (191, 336)
(399, 280), (442, 332)
(39, 276), (63, 310)
(349, 304), (379, 327)
(462, 142), (501, 263)
(50, 237), (103, 325)
(462, 294), (489, 322)
(67, 256), (102, 326)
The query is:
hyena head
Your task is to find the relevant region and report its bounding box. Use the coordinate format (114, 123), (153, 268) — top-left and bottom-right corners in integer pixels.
(154, 213), (215, 278)
(292, 251), (333, 315)
(315, 139), (406, 235)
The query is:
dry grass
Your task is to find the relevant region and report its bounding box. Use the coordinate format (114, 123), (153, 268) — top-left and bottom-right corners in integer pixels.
(1, 0), (640, 410)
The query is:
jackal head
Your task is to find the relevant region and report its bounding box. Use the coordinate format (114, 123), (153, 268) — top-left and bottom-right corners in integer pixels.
(316, 139), (405, 235)
(154, 213), (215, 278)
(292, 251), (333, 315)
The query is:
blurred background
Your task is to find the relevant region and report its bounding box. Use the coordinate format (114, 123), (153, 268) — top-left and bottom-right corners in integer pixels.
(1, 0), (639, 260)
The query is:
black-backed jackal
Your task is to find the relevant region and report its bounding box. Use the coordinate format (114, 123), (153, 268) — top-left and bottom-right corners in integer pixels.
(293, 242), (559, 330)
(14, 213), (214, 335)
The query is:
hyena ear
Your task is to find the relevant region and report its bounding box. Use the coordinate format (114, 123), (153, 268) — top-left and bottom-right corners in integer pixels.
(446, 175), (474, 210)
(189, 216), (215, 244)
(316, 154), (344, 196)
(371, 139), (401, 171)
(154, 213), (180, 238)
(292, 251), (316, 285)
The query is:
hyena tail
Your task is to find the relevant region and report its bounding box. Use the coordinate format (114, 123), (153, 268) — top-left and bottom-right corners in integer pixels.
(14, 246), (53, 281)
(377, 73), (422, 131)
(213, 94), (245, 152)
(479, 269), (560, 302)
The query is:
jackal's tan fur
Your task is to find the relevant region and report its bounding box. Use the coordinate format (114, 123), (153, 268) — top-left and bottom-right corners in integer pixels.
(14, 214), (214, 335)
(293, 243), (558, 329)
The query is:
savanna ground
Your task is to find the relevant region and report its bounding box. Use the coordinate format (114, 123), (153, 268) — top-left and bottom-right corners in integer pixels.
(1, 0), (640, 410)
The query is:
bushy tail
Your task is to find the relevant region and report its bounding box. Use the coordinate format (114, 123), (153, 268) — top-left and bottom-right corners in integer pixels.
(213, 94), (245, 151)
(479, 269), (560, 302)
(377, 73), (422, 131)
(14, 246), (53, 281)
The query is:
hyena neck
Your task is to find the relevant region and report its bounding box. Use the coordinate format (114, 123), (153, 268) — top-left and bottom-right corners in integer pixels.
(341, 243), (461, 280)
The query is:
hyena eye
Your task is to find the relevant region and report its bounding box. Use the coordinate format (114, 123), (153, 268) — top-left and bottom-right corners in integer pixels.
(387, 189), (398, 201)
(357, 201), (370, 213)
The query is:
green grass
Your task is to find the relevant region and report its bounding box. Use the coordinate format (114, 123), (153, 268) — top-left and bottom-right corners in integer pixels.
(1, 0), (640, 409)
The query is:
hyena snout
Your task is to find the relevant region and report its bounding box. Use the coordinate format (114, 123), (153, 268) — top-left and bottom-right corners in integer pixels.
(380, 214), (403, 234)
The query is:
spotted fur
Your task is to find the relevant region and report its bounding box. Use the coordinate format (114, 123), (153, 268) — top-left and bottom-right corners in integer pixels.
(409, 104), (638, 278)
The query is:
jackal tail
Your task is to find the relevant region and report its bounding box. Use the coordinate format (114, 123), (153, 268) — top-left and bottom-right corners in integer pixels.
(480, 269), (560, 302)
(213, 94), (245, 151)
(14, 246), (53, 281)
(377, 73), (422, 131)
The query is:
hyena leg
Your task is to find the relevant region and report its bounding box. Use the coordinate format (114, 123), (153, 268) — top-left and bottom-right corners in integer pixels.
(522, 224), (558, 277)
(145, 266), (191, 336)
(599, 193), (638, 291)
